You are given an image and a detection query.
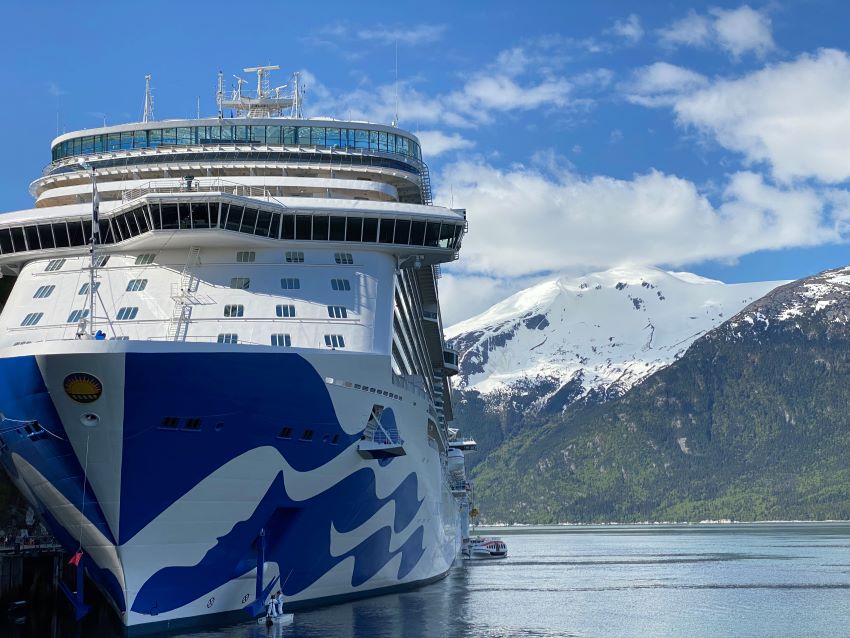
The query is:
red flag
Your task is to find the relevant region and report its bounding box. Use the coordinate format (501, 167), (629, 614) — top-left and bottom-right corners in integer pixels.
(68, 551), (82, 566)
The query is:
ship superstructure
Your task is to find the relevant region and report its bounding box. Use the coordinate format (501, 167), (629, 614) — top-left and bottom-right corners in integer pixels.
(0, 67), (467, 633)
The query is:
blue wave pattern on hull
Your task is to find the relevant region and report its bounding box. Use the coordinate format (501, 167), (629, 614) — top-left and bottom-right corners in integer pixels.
(120, 352), (361, 544)
(0, 350), (437, 621)
(132, 468), (425, 614)
(0, 355), (116, 544)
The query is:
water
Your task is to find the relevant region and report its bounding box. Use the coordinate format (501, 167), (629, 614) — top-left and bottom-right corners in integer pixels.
(6, 522), (850, 637)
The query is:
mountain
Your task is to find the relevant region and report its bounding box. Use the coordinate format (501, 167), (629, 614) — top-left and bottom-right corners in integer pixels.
(446, 266), (784, 410)
(467, 266), (850, 523)
(444, 267), (784, 472)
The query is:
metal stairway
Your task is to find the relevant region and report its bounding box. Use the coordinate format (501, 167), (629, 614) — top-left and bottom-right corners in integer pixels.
(165, 247), (200, 341)
(419, 163), (433, 206)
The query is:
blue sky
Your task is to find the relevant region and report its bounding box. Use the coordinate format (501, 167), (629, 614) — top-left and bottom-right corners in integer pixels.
(2, 1), (850, 323)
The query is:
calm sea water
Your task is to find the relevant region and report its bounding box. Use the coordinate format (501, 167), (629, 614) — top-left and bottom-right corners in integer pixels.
(6, 522), (850, 637)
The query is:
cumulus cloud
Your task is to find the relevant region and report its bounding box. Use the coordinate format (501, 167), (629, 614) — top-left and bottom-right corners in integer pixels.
(413, 130), (474, 157)
(624, 62), (708, 106)
(439, 159), (846, 280)
(610, 14), (644, 44)
(632, 49), (850, 184)
(658, 5), (775, 58)
(304, 47), (573, 128)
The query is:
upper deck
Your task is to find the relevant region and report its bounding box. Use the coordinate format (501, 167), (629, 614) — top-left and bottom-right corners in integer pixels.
(49, 118), (423, 167)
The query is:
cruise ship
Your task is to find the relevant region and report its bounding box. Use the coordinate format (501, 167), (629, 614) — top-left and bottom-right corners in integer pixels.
(0, 66), (469, 633)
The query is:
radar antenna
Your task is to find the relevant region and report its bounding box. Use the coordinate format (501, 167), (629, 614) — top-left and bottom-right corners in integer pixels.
(142, 74), (154, 123)
(216, 71), (224, 118)
(219, 65), (304, 118)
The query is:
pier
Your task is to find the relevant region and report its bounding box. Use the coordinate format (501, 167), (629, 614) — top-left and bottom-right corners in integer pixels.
(0, 536), (64, 602)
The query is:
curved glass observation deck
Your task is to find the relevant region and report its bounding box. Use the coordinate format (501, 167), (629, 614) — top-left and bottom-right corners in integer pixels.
(51, 120), (422, 163)
(0, 194), (465, 261)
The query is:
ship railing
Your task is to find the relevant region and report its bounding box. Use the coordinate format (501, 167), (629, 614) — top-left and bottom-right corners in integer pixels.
(122, 178), (271, 202)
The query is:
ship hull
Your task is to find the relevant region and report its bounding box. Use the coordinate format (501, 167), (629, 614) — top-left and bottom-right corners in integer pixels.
(0, 341), (460, 634)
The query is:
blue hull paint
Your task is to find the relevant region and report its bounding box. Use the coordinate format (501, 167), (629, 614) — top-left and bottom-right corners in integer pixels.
(0, 348), (460, 630)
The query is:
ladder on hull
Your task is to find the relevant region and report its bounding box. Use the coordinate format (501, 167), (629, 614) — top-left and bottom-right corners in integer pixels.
(165, 247), (200, 341)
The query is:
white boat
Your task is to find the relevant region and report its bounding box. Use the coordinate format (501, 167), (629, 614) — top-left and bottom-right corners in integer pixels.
(463, 537), (508, 559)
(0, 65), (470, 634)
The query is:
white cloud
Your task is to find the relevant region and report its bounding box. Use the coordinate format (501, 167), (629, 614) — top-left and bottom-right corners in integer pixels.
(643, 49), (850, 184)
(438, 274), (532, 327)
(610, 14), (644, 44)
(711, 6), (775, 58)
(658, 11), (712, 48)
(658, 5), (774, 58)
(440, 159), (844, 280)
(304, 47), (573, 129)
(625, 62), (708, 106)
(356, 23), (446, 46)
(47, 82), (66, 97)
(413, 130), (474, 157)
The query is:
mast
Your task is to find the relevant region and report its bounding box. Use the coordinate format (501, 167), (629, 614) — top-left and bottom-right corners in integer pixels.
(87, 166), (99, 336)
(142, 75), (153, 123)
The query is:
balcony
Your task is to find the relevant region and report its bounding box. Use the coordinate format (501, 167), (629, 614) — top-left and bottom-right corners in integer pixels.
(443, 347), (459, 376)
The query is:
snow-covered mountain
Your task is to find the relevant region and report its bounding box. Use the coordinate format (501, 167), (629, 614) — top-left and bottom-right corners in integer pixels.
(445, 266), (786, 410)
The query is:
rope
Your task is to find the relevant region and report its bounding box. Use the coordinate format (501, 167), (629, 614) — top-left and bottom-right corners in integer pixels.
(77, 430), (91, 552)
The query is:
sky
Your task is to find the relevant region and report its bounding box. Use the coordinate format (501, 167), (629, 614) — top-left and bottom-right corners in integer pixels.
(2, 1), (850, 324)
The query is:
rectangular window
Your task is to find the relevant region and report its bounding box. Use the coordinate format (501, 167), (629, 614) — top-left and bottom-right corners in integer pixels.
(230, 277), (250, 290)
(44, 258), (66, 272)
(324, 334), (346, 348)
(334, 252), (354, 264)
(67, 309), (90, 323)
(271, 334), (292, 347)
(79, 282), (100, 295)
(160, 417), (179, 429)
(280, 277), (300, 290)
(135, 253), (156, 265)
(277, 426), (293, 439)
(21, 312), (44, 327)
(285, 251), (304, 263)
(33, 285), (55, 299)
(116, 307), (139, 320)
(224, 304), (244, 318)
(126, 279), (148, 292)
(184, 418), (202, 431)
(301, 429), (314, 441)
(236, 251), (256, 263)
(327, 305), (348, 319)
(276, 304), (296, 318)
(331, 278), (351, 291)
(217, 333), (238, 344)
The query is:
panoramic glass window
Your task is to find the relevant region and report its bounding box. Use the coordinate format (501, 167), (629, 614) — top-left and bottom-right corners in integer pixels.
(327, 305), (348, 319)
(217, 333), (238, 344)
(126, 279), (148, 292)
(285, 251), (304, 263)
(44, 258), (66, 272)
(236, 251), (256, 263)
(271, 334), (292, 347)
(280, 277), (300, 290)
(230, 277), (250, 290)
(79, 282), (100, 295)
(276, 304), (296, 318)
(21, 312), (44, 326)
(116, 307), (139, 320)
(67, 309), (90, 323)
(334, 252), (354, 264)
(224, 304), (244, 317)
(33, 285), (55, 299)
(331, 278), (351, 291)
(324, 334), (346, 348)
(135, 253), (156, 265)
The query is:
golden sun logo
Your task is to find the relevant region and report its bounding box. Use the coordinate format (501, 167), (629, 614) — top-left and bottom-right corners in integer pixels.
(63, 373), (103, 403)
